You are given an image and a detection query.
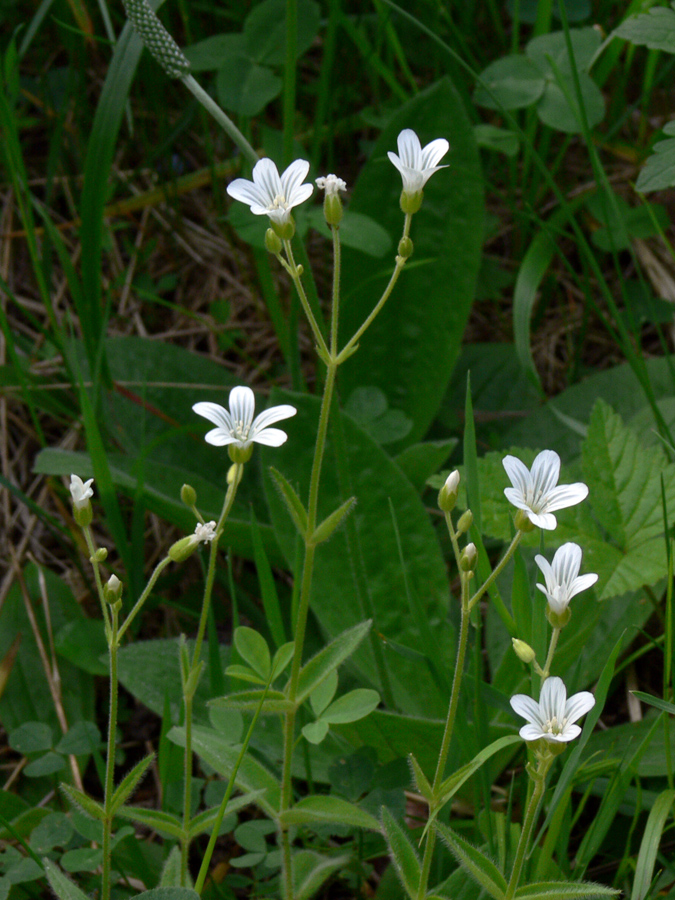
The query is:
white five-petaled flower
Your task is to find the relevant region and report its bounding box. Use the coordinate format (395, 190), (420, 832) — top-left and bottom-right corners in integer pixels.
(387, 128), (450, 194)
(503, 450), (588, 530)
(70, 474), (94, 509)
(511, 676), (595, 743)
(316, 174), (347, 195)
(194, 521), (217, 543)
(193, 386), (296, 451)
(536, 542), (598, 616)
(226, 158), (313, 226)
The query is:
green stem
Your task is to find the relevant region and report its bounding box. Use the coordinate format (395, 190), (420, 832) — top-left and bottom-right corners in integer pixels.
(282, 240), (330, 358)
(181, 688), (194, 885)
(330, 224), (341, 357)
(117, 556), (173, 641)
(101, 602), (120, 900)
(282, 0), (297, 167)
(505, 759), (550, 900)
(83, 526), (111, 642)
(336, 213), (412, 363)
(180, 75), (258, 169)
(468, 530), (523, 612)
(540, 627), (561, 683)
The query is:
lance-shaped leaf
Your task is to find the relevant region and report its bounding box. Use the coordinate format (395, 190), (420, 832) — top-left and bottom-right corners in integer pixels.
(381, 806), (421, 900)
(310, 497), (357, 545)
(210, 689), (294, 715)
(631, 788), (675, 900)
(60, 785), (105, 822)
(279, 795), (380, 831)
(117, 807), (183, 840)
(408, 753), (433, 803)
(436, 821), (506, 900)
(110, 752), (154, 814)
(294, 620), (372, 704)
(293, 850), (352, 900)
(515, 882), (620, 900)
(268, 466), (308, 535)
(188, 791), (264, 839)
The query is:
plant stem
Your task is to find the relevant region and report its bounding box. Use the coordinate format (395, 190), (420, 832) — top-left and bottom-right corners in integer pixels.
(83, 526), (111, 642)
(282, 240), (330, 359)
(505, 757), (550, 900)
(101, 601), (120, 900)
(181, 75), (258, 169)
(541, 627), (561, 683)
(468, 530), (523, 611)
(117, 556), (173, 641)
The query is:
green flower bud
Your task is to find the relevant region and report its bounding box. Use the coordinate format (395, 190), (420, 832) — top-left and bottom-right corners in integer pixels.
(438, 470), (460, 512)
(228, 444), (254, 464)
(93, 547), (108, 562)
(460, 542), (477, 572)
(104, 574), (123, 605)
(169, 522), (217, 562)
(397, 236), (413, 259)
(324, 193), (343, 227)
(181, 484), (197, 507)
(270, 217), (295, 240)
(265, 228), (283, 255)
(512, 638), (536, 664)
(457, 509), (473, 534)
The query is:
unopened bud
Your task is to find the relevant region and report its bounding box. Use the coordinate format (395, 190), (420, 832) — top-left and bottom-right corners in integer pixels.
(515, 509), (537, 533)
(512, 638), (536, 664)
(397, 236), (413, 259)
(93, 548), (108, 562)
(181, 484), (197, 507)
(459, 542), (477, 572)
(457, 509), (473, 534)
(400, 190), (423, 215)
(265, 228), (283, 254)
(438, 470), (460, 512)
(104, 574), (123, 605)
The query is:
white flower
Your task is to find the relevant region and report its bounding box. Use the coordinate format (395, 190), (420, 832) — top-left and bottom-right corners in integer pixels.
(316, 174), (347, 195)
(227, 158), (313, 226)
(387, 129), (449, 194)
(193, 386), (297, 450)
(194, 521), (217, 543)
(536, 542), (598, 615)
(70, 474), (94, 509)
(503, 450), (588, 530)
(510, 676), (595, 743)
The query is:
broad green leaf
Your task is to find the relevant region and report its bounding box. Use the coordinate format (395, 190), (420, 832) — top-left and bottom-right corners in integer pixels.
(294, 620), (372, 704)
(395, 438), (457, 493)
(338, 77), (484, 446)
(321, 688), (380, 724)
(9, 722), (53, 755)
(110, 752), (154, 813)
(474, 55), (545, 110)
(515, 882), (620, 900)
(279, 795), (380, 831)
(293, 850), (351, 900)
(60, 848), (102, 873)
(526, 28), (601, 74)
(272, 642), (295, 678)
(210, 689), (294, 714)
(631, 788), (675, 900)
(381, 806), (421, 898)
(250, 509), (286, 648)
(216, 57), (281, 117)
(225, 664), (266, 686)
(613, 6), (675, 53)
(310, 670), (338, 718)
(536, 71), (604, 134)
(55, 721), (100, 756)
(159, 847), (183, 888)
(29, 814), (73, 855)
(305, 209), (392, 258)
(243, 0), (320, 66)
(54, 619), (108, 676)
(436, 821), (507, 900)
(474, 124), (520, 157)
(301, 721), (329, 745)
(43, 860), (89, 900)
(25, 752), (65, 778)
(234, 627), (271, 681)
(183, 33), (245, 71)
(635, 121), (675, 193)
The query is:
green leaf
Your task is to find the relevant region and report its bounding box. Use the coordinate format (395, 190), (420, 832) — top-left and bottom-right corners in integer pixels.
(9, 722), (53, 755)
(436, 735), (521, 810)
(117, 807), (183, 840)
(294, 620), (372, 705)
(613, 6), (675, 53)
(395, 438), (457, 493)
(473, 124), (520, 157)
(268, 466), (308, 535)
(243, 0), (320, 65)
(474, 55), (545, 110)
(60, 848), (102, 873)
(54, 619), (108, 676)
(311, 496), (357, 545)
(515, 883), (620, 900)
(526, 28), (601, 73)
(321, 688), (380, 724)
(271, 642), (295, 678)
(338, 77), (484, 447)
(110, 752), (154, 814)
(536, 72), (604, 134)
(631, 691), (675, 717)
(55, 721), (100, 756)
(292, 850), (352, 900)
(309, 669), (338, 718)
(131, 889), (201, 900)
(435, 821), (507, 900)
(250, 508), (287, 647)
(210, 689), (294, 714)
(305, 209), (392, 258)
(216, 56), (281, 117)
(29, 814), (73, 854)
(225, 664), (266, 686)
(301, 721), (329, 744)
(408, 754), (433, 802)
(183, 33), (246, 71)
(25, 752), (65, 778)
(234, 627), (271, 681)
(43, 859), (90, 900)
(188, 792), (263, 839)
(635, 122), (675, 193)
(381, 806), (421, 899)
(631, 788), (675, 900)
(279, 795), (380, 831)
(60, 784), (105, 822)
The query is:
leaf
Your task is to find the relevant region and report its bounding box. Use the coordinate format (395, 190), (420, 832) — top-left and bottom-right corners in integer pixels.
(435, 822), (507, 900)
(43, 860), (90, 900)
(381, 806), (421, 899)
(631, 691), (675, 717)
(25, 752), (66, 778)
(309, 669), (338, 718)
(536, 72), (604, 134)
(183, 33), (246, 71)
(311, 496), (358, 545)
(395, 438), (457, 493)
(436, 735), (521, 810)
(60, 785), (105, 821)
(408, 754), (433, 802)
(110, 753), (154, 814)
(233, 627), (271, 681)
(294, 620), (372, 705)
(250, 509), (286, 647)
(216, 56), (282, 117)
(55, 722), (100, 756)
(631, 788), (675, 900)
(635, 122), (675, 193)
(526, 28), (601, 74)
(305, 209), (393, 257)
(293, 850), (352, 900)
(473, 124), (520, 157)
(321, 689), (380, 724)
(9, 722), (53, 755)
(243, 0), (321, 66)
(279, 795), (380, 831)
(515, 882), (620, 900)
(301, 721), (330, 744)
(268, 466), (308, 535)
(338, 77), (484, 446)
(613, 6), (675, 53)
(117, 807), (184, 840)
(210, 689), (294, 714)
(189, 791), (262, 838)
(131, 890), (201, 900)
(474, 55), (545, 110)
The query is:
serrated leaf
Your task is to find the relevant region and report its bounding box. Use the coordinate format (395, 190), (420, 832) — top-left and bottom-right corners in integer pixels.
(381, 806), (421, 898)
(209, 689), (293, 714)
(233, 627), (271, 680)
(109, 752), (154, 814)
(60, 784), (105, 821)
(280, 795), (380, 831)
(613, 6), (675, 53)
(294, 620), (372, 704)
(436, 821), (507, 900)
(515, 882), (620, 900)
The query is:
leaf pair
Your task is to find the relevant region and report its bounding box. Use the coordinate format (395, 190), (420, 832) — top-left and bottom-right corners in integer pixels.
(269, 467), (356, 545)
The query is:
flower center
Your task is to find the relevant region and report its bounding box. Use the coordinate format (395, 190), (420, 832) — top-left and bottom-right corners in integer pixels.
(269, 193), (290, 211)
(543, 715), (567, 735)
(232, 419), (251, 441)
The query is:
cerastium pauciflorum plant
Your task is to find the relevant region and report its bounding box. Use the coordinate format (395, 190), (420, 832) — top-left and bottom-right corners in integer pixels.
(41, 4), (625, 900)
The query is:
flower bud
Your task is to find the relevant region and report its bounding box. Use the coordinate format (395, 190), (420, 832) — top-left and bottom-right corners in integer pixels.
(264, 228), (283, 255)
(515, 509), (537, 533)
(93, 548), (108, 562)
(438, 470), (460, 512)
(459, 542), (477, 572)
(546, 605), (572, 629)
(181, 484), (197, 507)
(512, 638), (536, 664)
(457, 509), (473, 534)
(70, 474), (94, 527)
(104, 574), (123, 605)
(400, 190), (423, 215)
(397, 236), (413, 259)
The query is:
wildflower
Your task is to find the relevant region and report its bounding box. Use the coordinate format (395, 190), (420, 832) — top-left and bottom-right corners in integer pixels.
(69, 474), (94, 509)
(193, 386), (297, 463)
(227, 158), (313, 237)
(388, 129), (449, 212)
(536, 542), (598, 618)
(104, 574), (123, 605)
(316, 174), (347, 195)
(169, 521), (217, 563)
(503, 450), (588, 531)
(510, 676), (595, 743)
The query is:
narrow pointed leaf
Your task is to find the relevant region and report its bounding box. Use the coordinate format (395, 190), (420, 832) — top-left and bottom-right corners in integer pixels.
(295, 620), (372, 704)
(436, 821), (507, 900)
(110, 752), (154, 814)
(408, 754), (433, 802)
(60, 784), (105, 822)
(116, 807), (184, 840)
(43, 860), (91, 900)
(279, 796), (380, 831)
(311, 496), (357, 545)
(293, 850), (352, 900)
(631, 788), (675, 900)
(209, 689), (294, 714)
(268, 466), (308, 535)
(381, 806), (421, 898)
(188, 791), (264, 839)
(515, 882), (620, 900)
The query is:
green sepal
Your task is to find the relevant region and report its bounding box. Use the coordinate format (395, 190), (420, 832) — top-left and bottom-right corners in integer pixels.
(268, 467), (308, 535)
(310, 496), (357, 545)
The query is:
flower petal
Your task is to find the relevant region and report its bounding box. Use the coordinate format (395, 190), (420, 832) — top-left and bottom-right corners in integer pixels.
(420, 137), (449, 169)
(252, 157), (282, 205)
(543, 483), (590, 512)
(530, 450), (561, 497)
(570, 573), (599, 596)
(280, 159), (311, 201)
(540, 677), (567, 723)
(192, 401), (233, 432)
(510, 694), (543, 725)
(396, 129), (422, 168)
(252, 404), (297, 431)
(526, 511), (558, 530)
(502, 455), (532, 496)
(251, 427), (289, 447)
(545, 726), (580, 742)
(226, 177), (268, 210)
(228, 386), (255, 429)
(564, 690), (595, 725)
(520, 723), (545, 741)
(204, 428), (237, 446)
